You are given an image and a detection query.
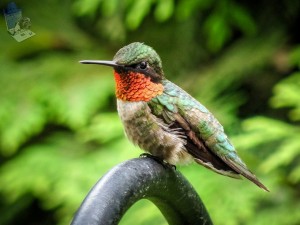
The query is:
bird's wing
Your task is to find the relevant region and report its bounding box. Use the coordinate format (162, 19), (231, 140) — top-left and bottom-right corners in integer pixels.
(149, 80), (269, 191)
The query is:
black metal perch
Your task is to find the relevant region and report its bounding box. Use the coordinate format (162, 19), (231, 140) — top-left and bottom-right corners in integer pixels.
(71, 157), (213, 225)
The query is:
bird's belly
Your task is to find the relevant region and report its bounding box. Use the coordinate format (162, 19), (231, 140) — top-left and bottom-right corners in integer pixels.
(117, 100), (192, 164)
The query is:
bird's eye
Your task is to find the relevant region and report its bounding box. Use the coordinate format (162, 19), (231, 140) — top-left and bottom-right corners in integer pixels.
(139, 61), (147, 70)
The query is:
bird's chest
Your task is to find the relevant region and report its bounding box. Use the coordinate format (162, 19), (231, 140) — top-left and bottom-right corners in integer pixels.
(116, 99), (190, 164)
(116, 100), (159, 144)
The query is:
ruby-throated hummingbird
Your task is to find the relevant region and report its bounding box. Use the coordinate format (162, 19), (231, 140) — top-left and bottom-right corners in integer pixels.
(80, 42), (269, 191)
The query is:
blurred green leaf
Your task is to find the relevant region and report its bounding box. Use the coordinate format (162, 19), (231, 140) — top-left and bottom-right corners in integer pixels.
(72, 0), (102, 17)
(271, 72), (300, 121)
(230, 3), (257, 36)
(78, 112), (123, 144)
(289, 45), (300, 68)
(120, 200), (167, 225)
(175, 0), (212, 20)
(154, 0), (174, 22)
(125, 0), (153, 30)
(101, 0), (119, 16)
(203, 13), (231, 52)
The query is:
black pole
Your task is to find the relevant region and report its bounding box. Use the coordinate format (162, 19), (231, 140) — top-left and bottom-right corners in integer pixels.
(71, 157), (213, 225)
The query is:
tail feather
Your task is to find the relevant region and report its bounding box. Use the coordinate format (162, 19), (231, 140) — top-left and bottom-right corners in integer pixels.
(227, 160), (269, 192)
(220, 155), (270, 192)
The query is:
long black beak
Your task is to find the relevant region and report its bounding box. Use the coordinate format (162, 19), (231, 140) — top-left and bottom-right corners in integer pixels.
(79, 60), (120, 68)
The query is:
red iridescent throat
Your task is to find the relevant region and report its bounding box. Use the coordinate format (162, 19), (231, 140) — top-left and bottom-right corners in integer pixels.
(114, 70), (164, 102)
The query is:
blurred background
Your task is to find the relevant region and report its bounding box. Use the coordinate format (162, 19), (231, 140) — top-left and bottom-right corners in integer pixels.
(0, 0), (300, 224)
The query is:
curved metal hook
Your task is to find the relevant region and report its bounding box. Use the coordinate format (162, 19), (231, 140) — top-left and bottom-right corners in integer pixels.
(71, 157), (213, 225)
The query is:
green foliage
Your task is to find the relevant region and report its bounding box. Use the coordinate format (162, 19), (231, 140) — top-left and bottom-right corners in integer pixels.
(271, 72), (300, 121)
(203, 1), (256, 52)
(1, 0), (300, 224)
(229, 62), (300, 224)
(120, 200), (167, 225)
(0, 55), (115, 156)
(234, 71), (300, 182)
(0, 132), (139, 225)
(72, 0), (256, 52)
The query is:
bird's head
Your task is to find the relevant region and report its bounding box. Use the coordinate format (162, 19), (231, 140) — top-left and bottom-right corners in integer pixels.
(80, 42), (165, 101)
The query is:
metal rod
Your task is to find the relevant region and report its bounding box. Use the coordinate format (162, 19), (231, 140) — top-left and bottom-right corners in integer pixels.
(71, 157), (213, 225)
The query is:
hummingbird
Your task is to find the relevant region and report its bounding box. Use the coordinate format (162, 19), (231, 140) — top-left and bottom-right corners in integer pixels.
(80, 42), (269, 192)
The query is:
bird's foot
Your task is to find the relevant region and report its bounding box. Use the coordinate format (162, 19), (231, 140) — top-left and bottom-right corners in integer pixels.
(139, 153), (176, 170)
